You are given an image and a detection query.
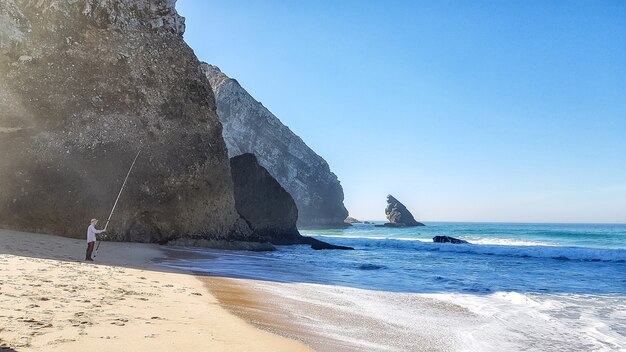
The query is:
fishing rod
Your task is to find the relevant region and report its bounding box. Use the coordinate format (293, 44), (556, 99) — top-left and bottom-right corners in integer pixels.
(94, 150), (141, 257)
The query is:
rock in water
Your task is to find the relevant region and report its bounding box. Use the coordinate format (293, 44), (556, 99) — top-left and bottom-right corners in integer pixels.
(344, 216), (363, 224)
(433, 236), (469, 244)
(230, 153), (353, 250)
(0, 0), (264, 248)
(379, 195), (425, 227)
(307, 239), (354, 250)
(202, 63), (349, 228)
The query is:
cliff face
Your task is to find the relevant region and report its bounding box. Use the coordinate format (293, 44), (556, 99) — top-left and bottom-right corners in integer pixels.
(202, 63), (349, 228)
(230, 153), (353, 250)
(230, 153), (300, 244)
(0, 0), (258, 245)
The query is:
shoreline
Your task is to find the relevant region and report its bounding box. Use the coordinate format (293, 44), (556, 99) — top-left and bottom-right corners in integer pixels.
(0, 229), (310, 351)
(159, 240), (626, 352)
(200, 277), (481, 352)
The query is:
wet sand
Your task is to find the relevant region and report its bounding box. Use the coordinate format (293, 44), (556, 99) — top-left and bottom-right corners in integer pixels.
(203, 276), (483, 352)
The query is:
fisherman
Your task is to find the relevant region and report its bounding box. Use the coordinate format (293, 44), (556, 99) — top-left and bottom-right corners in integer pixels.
(86, 218), (106, 261)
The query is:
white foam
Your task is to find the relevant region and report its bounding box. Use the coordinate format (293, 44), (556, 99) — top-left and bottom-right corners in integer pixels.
(309, 235), (626, 262)
(236, 279), (626, 352)
(428, 292), (626, 352)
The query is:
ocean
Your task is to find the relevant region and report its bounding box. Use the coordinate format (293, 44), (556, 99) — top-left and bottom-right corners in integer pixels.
(160, 222), (626, 351)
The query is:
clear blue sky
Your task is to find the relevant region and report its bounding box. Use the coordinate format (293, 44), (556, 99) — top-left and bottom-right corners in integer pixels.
(178, 0), (626, 223)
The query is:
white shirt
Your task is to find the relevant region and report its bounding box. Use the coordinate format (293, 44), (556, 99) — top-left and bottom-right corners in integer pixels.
(87, 224), (104, 242)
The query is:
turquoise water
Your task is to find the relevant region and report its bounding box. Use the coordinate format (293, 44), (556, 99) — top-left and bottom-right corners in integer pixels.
(161, 222), (626, 351)
(311, 221), (626, 249)
(164, 222), (626, 294)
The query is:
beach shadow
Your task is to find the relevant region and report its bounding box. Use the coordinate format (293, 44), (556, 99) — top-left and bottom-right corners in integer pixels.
(0, 229), (212, 276)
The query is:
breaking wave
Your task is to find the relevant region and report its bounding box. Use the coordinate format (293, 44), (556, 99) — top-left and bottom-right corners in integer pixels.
(309, 235), (626, 263)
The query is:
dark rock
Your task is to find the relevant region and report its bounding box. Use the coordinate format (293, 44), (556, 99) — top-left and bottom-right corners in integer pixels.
(230, 153), (300, 244)
(344, 216), (363, 224)
(0, 0), (266, 248)
(230, 154), (353, 250)
(378, 195), (425, 227)
(202, 64), (349, 228)
(304, 237), (354, 251)
(433, 236), (469, 244)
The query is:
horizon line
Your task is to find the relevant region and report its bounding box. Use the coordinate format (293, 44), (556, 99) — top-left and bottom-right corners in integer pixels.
(346, 220), (626, 226)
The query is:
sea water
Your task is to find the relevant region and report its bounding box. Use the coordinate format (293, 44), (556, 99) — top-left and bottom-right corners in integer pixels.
(161, 222), (626, 351)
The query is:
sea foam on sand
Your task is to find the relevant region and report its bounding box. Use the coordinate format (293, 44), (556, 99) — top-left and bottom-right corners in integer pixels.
(205, 276), (626, 352)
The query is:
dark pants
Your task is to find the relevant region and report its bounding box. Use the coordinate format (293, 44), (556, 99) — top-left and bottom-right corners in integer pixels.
(86, 241), (95, 260)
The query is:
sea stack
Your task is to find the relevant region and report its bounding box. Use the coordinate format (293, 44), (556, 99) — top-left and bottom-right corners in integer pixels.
(201, 63), (349, 228)
(0, 0), (264, 248)
(379, 195), (425, 227)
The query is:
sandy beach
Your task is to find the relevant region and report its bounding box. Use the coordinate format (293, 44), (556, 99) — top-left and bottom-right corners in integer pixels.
(0, 229), (310, 352)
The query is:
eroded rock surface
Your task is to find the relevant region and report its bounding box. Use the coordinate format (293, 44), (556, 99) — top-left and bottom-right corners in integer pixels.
(202, 63), (349, 228)
(0, 0), (263, 247)
(230, 154), (353, 250)
(230, 153), (300, 244)
(378, 195), (425, 227)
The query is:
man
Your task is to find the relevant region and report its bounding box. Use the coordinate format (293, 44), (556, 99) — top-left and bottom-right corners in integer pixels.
(86, 218), (106, 261)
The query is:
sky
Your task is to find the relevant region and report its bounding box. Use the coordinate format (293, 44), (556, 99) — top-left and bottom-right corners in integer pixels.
(177, 0), (626, 223)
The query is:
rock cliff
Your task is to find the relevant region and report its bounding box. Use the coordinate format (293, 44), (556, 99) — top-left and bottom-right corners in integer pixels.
(230, 153), (300, 244)
(201, 63), (349, 228)
(230, 153), (353, 250)
(0, 0), (266, 248)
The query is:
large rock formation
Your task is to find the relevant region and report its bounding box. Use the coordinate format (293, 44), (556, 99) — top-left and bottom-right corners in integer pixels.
(230, 153), (353, 250)
(378, 195), (425, 227)
(0, 0), (265, 248)
(201, 63), (349, 228)
(230, 153), (300, 244)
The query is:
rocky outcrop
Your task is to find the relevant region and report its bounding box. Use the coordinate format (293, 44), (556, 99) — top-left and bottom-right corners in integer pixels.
(377, 195), (425, 227)
(201, 63), (349, 228)
(230, 154), (353, 250)
(230, 153), (300, 244)
(0, 0), (268, 248)
(433, 236), (468, 244)
(345, 216), (363, 224)
(307, 238), (354, 250)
